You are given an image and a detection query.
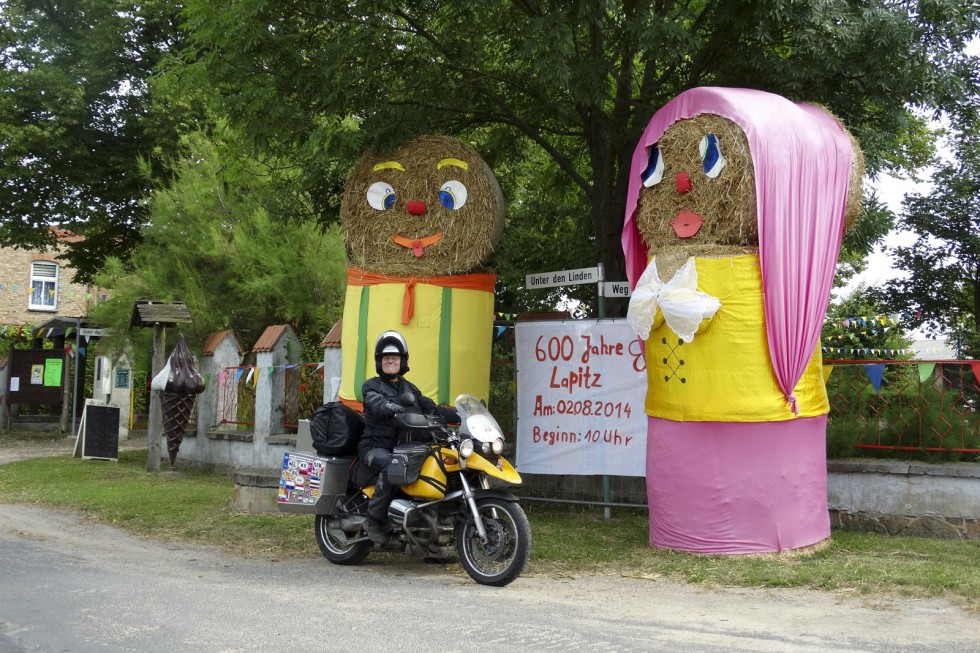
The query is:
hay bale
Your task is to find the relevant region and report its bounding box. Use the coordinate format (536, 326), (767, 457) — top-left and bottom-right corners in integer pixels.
(340, 135), (505, 276)
(635, 114), (758, 278)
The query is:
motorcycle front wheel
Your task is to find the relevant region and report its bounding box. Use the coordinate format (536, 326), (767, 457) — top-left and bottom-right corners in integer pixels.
(315, 514), (372, 565)
(455, 498), (531, 586)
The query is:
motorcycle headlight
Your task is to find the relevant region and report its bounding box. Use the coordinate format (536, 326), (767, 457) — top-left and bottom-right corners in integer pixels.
(492, 437), (504, 454)
(458, 438), (475, 458)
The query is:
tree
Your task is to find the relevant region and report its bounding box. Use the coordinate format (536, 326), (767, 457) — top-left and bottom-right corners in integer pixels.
(0, 0), (185, 281)
(88, 129), (348, 357)
(877, 123), (980, 359)
(176, 0), (980, 314)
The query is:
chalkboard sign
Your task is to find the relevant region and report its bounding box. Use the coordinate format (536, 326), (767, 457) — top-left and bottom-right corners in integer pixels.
(82, 404), (120, 461)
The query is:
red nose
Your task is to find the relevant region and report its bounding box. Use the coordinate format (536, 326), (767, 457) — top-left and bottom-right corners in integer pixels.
(406, 201), (427, 215)
(676, 172), (692, 194)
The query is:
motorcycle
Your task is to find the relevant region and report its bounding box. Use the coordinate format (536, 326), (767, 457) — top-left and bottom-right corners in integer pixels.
(278, 394), (531, 586)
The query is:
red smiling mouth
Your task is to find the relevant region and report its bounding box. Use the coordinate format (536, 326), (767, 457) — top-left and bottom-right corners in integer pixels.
(671, 210), (704, 238)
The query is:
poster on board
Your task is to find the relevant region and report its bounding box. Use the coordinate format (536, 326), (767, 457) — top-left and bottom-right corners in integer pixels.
(515, 319), (648, 476)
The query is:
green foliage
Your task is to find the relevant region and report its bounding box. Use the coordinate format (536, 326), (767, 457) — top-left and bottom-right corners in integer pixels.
(0, 0), (185, 281)
(87, 129), (348, 360)
(177, 0), (980, 312)
(0, 325), (34, 360)
(877, 123), (980, 358)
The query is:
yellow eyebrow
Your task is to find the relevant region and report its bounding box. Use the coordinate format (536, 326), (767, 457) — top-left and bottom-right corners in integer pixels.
(372, 161), (405, 171)
(437, 158), (468, 171)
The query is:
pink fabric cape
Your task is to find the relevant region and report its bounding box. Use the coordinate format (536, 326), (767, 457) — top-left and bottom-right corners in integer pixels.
(621, 87), (853, 411)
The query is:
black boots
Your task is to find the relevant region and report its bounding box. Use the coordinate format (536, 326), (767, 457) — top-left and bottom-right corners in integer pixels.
(364, 518), (389, 545)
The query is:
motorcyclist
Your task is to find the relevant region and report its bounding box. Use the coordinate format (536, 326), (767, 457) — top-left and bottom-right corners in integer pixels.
(359, 330), (458, 544)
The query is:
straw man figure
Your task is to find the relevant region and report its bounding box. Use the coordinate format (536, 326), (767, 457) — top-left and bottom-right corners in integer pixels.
(339, 135), (505, 408)
(622, 87), (864, 553)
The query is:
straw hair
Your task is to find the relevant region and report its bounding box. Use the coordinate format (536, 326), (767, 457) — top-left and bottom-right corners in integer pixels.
(341, 135), (505, 276)
(635, 112), (864, 279)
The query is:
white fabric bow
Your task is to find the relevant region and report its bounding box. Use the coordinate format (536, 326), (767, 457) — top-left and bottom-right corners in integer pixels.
(627, 257), (721, 342)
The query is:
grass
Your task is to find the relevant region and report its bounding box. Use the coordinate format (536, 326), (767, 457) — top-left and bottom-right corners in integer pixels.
(1, 445), (979, 612)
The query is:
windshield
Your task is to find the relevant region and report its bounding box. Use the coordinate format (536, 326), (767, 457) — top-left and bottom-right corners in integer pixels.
(454, 394), (503, 442)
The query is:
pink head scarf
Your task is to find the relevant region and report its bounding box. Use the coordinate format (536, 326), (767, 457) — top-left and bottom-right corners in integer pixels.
(621, 87), (854, 413)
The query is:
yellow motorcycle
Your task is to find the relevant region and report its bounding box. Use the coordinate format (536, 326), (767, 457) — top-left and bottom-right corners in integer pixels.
(278, 394), (531, 586)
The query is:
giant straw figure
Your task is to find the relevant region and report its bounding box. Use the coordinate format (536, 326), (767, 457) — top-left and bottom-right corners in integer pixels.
(339, 135), (504, 408)
(622, 87), (864, 553)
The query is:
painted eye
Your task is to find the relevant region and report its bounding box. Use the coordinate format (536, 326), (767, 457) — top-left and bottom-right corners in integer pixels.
(366, 181), (396, 210)
(438, 180), (468, 210)
(699, 133), (726, 178)
(641, 145), (664, 187)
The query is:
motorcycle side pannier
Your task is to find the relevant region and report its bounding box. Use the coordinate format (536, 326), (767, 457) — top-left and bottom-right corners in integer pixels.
(387, 443), (432, 486)
(277, 451), (354, 515)
(310, 402), (364, 456)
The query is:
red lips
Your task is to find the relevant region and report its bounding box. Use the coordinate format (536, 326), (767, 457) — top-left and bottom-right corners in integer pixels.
(671, 210), (704, 238)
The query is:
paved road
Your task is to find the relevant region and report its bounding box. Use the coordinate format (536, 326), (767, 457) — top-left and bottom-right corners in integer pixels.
(1, 505), (978, 653)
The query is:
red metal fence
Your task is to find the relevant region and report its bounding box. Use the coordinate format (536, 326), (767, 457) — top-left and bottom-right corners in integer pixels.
(218, 366), (257, 427)
(824, 359), (980, 456)
(281, 363), (325, 429)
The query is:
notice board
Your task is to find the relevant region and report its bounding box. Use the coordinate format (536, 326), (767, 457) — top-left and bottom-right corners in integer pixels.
(74, 401), (120, 461)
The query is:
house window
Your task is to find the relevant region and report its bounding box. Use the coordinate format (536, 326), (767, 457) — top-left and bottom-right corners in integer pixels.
(29, 261), (58, 311)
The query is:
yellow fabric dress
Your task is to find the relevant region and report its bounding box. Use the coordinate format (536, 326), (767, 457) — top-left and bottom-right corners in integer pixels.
(340, 270), (495, 407)
(643, 255), (828, 421)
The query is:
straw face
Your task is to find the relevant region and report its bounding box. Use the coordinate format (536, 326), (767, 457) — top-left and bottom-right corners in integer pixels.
(341, 135), (505, 276)
(634, 112), (863, 279)
(635, 114), (758, 278)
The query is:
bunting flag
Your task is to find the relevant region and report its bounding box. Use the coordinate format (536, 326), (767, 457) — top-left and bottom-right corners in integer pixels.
(864, 364), (886, 394)
(971, 361), (980, 383)
(918, 363), (936, 384)
(245, 368), (255, 386)
(203, 373), (211, 390)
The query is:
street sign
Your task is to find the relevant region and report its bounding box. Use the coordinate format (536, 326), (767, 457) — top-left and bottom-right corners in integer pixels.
(601, 282), (631, 298)
(79, 328), (106, 337)
(525, 267), (599, 290)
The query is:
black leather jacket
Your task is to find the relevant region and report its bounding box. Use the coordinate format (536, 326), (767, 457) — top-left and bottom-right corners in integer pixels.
(358, 376), (458, 454)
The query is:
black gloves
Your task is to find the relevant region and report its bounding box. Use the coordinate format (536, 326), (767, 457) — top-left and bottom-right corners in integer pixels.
(386, 402), (405, 416)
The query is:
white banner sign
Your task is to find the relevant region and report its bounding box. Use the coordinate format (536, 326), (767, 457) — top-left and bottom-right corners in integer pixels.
(515, 319), (648, 476)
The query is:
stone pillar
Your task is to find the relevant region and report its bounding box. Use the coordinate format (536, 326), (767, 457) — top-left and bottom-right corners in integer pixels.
(252, 325), (302, 448)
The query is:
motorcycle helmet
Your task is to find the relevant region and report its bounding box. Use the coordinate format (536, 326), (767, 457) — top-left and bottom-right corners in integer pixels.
(374, 330), (410, 377)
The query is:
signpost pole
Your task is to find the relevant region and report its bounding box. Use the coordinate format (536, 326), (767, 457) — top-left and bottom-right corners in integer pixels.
(596, 263), (612, 520)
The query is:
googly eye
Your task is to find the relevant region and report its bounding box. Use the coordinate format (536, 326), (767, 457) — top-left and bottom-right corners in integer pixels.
(641, 145), (664, 187)
(699, 133), (726, 178)
(366, 181), (396, 210)
(438, 180), (468, 210)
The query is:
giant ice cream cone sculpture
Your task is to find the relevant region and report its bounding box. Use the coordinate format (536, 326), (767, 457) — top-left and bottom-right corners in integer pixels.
(338, 135), (505, 406)
(622, 88), (864, 553)
(151, 334), (206, 467)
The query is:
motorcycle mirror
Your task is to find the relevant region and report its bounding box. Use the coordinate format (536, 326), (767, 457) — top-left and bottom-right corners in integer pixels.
(398, 389), (418, 407)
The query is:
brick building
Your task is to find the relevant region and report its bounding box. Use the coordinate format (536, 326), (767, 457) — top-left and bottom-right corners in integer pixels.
(0, 230), (102, 330)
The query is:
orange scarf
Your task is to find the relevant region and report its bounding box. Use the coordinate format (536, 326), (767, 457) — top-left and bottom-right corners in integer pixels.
(346, 268), (496, 325)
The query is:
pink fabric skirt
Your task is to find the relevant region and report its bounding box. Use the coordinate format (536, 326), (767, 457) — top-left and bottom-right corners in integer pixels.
(646, 415), (830, 554)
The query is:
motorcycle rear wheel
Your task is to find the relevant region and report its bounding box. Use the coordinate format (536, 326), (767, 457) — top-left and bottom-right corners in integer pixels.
(315, 514), (372, 565)
(455, 498), (531, 586)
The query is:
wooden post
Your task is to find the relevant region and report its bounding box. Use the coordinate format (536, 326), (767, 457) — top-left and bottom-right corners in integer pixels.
(147, 323), (165, 472)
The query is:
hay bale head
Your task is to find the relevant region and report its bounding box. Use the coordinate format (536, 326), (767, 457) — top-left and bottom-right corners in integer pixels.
(634, 112), (863, 278)
(341, 135), (505, 276)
